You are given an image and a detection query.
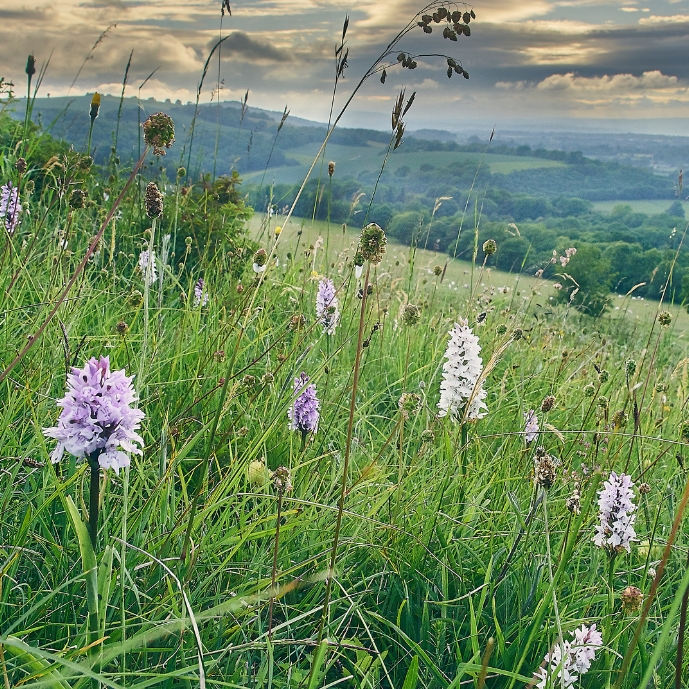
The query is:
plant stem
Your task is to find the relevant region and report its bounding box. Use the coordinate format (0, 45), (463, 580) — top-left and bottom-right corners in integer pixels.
(88, 452), (100, 549)
(268, 489), (284, 638)
(317, 262), (371, 643)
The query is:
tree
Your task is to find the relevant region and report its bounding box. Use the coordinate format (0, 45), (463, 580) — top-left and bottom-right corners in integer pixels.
(554, 243), (611, 316)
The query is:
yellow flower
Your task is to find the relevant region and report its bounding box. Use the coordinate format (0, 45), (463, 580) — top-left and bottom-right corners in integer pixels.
(274, 226), (282, 236)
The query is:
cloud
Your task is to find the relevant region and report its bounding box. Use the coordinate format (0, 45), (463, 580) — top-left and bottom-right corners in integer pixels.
(537, 70), (680, 91)
(218, 32), (292, 62)
(639, 14), (689, 24)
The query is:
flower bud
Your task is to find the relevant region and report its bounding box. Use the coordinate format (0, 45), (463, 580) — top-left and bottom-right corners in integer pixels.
(248, 459), (270, 487)
(89, 92), (101, 121)
(657, 310), (672, 327)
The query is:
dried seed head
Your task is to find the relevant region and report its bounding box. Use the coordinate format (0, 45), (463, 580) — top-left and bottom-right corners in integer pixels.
(541, 395), (556, 412)
(142, 112), (175, 155)
(145, 182), (163, 219)
(69, 188), (87, 209)
(398, 392), (421, 419)
(272, 466), (293, 493)
(638, 482), (651, 495)
(26, 55), (36, 77)
(79, 155), (93, 171)
(657, 310), (672, 327)
(289, 314), (306, 331)
(15, 158), (27, 174)
(242, 374), (257, 388)
(402, 303), (421, 326)
(621, 586), (643, 614)
(535, 453), (557, 489)
(328, 161), (335, 177)
(116, 320), (129, 335)
(359, 223), (387, 265)
(213, 350), (226, 362)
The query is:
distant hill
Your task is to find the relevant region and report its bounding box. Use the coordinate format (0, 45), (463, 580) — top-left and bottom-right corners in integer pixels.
(10, 95), (678, 204)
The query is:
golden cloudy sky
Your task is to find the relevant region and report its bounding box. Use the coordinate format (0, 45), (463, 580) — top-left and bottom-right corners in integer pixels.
(2, 0), (689, 133)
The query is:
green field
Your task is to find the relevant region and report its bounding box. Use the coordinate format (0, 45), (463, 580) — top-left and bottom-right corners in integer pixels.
(592, 199), (688, 215)
(242, 143), (566, 185)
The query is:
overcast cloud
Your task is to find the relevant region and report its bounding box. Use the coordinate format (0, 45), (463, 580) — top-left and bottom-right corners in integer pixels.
(1, 0), (689, 135)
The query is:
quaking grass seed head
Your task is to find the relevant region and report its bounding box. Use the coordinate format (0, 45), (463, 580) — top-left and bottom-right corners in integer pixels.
(143, 112), (175, 155)
(359, 223), (387, 265)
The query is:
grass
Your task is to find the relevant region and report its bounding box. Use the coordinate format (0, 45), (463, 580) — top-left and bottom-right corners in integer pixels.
(2, 9), (689, 688)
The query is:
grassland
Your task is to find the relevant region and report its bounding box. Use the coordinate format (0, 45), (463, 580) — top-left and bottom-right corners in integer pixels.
(592, 199), (688, 215)
(2, 75), (689, 689)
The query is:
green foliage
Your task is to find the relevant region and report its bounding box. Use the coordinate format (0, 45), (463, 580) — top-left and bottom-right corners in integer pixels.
(554, 244), (612, 315)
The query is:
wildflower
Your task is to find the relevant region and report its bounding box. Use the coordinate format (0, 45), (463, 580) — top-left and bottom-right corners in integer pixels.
(145, 182), (163, 219)
(593, 471), (637, 554)
(657, 310), (672, 327)
(288, 373), (320, 437)
(129, 290), (144, 307)
(402, 303), (421, 326)
(193, 278), (208, 307)
(43, 356), (145, 474)
(541, 395), (556, 412)
(15, 158), (27, 174)
(434, 265), (443, 276)
(524, 409), (539, 443)
(272, 466), (293, 493)
(437, 319), (487, 422)
(142, 112), (175, 155)
(482, 239), (497, 256)
(138, 249), (157, 286)
(535, 269), (544, 278)
(398, 393), (421, 419)
(583, 382), (595, 397)
(566, 489), (581, 515)
(621, 586), (643, 614)
(359, 223), (387, 265)
(316, 278), (340, 335)
(274, 225), (282, 236)
(533, 624), (603, 689)
(354, 248), (365, 279)
(253, 248), (268, 273)
(0, 182), (22, 234)
(248, 459), (270, 487)
(638, 482), (651, 495)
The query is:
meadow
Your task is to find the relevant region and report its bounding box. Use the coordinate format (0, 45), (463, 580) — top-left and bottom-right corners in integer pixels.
(2, 7), (689, 689)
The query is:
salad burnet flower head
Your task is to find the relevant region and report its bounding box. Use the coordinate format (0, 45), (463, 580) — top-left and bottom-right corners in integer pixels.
(43, 356), (145, 474)
(316, 278), (340, 335)
(533, 624), (603, 689)
(0, 182), (22, 234)
(288, 373), (320, 439)
(437, 319), (487, 421)
(593, 471), (637, 554)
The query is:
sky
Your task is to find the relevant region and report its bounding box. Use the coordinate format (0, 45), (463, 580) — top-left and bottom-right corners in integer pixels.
(2, 0), (689, 136)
